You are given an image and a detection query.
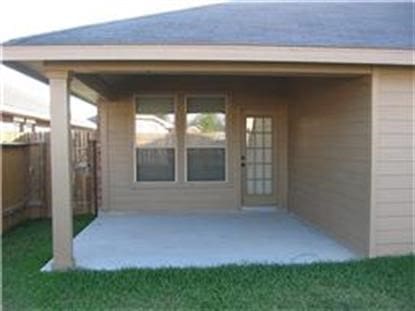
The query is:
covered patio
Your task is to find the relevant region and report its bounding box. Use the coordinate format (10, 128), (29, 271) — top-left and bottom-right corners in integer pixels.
(7, 67), (376, 271)
(42, 209), (356, 271)
(26, 69), (374, 271)
(3, 1), (413, 272)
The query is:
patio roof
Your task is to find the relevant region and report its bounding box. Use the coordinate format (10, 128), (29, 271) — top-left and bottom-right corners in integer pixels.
(4, 2), (413, 49)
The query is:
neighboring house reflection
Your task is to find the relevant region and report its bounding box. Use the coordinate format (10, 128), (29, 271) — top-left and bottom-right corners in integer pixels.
(135, 115), (225, 147)
(135, 115), (175, 146)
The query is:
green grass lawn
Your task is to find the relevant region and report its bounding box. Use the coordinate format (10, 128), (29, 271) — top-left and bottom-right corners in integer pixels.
(2, 216), (414, 310)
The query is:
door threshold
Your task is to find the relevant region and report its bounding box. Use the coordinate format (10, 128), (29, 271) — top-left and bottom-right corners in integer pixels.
(241, 206), (279, 213)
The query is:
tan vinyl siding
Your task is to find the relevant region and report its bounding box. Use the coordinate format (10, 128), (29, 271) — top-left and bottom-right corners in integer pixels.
(101, 97), (236, 212)
(288, 77), (371, 255)
(99, 77), (288, 212)
(371, 67), (414, 256)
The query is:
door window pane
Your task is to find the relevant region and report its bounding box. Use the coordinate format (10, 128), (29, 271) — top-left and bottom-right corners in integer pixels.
(255, 149), (264, 162)
(247, 149), (255, 162)
(247, 180), (255, 195)
(255, 165), (264, 179)
(245, 117), (274, 195)
(255, 181), (264, 194)
(255, 134), (263, 147)
(135, 97), (175, 181)
(186, 96), (226, 181)
(264, 149), (272, 162)
(264, 134), (272, 147)
(254, 118), (263, 131)
(247, 164), (255, 179)
(264, 164), (272, 179)
(264, 118), (272, 132)
(264, 180), (272, 194)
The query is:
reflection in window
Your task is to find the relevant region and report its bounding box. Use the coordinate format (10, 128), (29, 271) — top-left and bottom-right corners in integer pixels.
(135, 97), (175, 181)
(186, 96), (226, 181)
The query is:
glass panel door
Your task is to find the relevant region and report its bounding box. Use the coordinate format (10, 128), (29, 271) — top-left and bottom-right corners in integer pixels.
(242, 115), (276, 206)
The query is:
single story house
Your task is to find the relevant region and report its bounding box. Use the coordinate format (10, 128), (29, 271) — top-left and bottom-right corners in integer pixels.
(2, 2), (413, 270)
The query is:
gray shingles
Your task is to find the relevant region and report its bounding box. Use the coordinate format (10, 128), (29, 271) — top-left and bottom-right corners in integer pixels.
(4, 2), (414, 49)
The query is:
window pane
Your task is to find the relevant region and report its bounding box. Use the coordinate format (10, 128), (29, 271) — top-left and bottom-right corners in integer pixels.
(135, 97), (175, 182)
(187, 148), (225, 181)
(187, 97), (225, 113)
(186, 96), (226, 182)
(136, 148), (174, 181)
(186, 96), (225, 147)
(135, 97), (175, 147)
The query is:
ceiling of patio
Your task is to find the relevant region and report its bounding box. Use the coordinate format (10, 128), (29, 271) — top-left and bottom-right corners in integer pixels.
(74, 73), (366, 102)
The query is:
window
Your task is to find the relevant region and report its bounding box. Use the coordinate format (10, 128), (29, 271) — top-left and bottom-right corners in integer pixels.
(135, 97), (175, 181)
(186, 96), (226, 181)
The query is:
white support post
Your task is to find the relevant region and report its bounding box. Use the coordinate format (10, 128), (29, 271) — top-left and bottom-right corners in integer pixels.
(48, 71), (74, 270)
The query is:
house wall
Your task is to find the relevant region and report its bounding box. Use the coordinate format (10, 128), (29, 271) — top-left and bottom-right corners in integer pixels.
(98, 71), (412, 257)
(99, 77), (288, 212)
(288, 77), (371, 255)
(371, 67), (414, 256)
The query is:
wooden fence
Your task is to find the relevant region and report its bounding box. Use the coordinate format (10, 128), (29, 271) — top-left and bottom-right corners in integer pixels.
(2, 130), (97, 232)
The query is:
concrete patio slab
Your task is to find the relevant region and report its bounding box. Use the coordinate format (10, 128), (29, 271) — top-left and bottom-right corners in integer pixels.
(42, 210), (358, 271)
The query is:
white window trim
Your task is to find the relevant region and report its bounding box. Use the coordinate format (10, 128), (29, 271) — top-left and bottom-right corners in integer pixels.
(184, 94), (229, 184)
(132, 94), (179, 184)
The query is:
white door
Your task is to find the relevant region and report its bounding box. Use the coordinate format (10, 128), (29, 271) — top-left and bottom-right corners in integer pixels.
(241, 112), (278, 206)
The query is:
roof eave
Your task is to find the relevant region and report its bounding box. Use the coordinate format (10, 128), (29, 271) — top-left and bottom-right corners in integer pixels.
(2, 44), (414, 66)
(2, 59), (101, 105)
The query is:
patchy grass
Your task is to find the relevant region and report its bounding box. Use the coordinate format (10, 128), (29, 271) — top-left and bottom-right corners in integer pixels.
(2, 216), (414, 310)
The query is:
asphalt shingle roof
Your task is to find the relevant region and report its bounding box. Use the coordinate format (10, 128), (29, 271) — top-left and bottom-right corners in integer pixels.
(4, 2), (414, 49)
